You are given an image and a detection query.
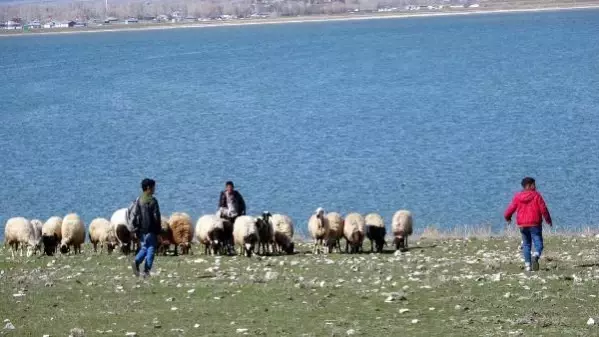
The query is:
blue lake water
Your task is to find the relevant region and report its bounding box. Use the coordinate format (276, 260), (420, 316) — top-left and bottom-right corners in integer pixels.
(1, 9), (599, 238)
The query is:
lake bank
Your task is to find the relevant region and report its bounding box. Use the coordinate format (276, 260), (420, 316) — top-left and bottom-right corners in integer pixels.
(2, 4), (599, 38)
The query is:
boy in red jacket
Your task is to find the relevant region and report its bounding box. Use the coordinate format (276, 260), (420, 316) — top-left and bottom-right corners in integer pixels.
(504, 177), (552, 272)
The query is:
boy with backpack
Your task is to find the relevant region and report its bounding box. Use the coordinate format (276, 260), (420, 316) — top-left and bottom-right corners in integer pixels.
(504, 177), (552, 272)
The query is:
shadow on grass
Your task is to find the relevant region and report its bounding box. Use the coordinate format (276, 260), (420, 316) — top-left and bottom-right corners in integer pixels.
(575, 262), (599, 268)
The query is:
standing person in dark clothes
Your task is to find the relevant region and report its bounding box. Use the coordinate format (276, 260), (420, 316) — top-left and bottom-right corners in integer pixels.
(218, 181), (246, 220)
(218, 181), (246, 254)
(131, 178), (161, 277)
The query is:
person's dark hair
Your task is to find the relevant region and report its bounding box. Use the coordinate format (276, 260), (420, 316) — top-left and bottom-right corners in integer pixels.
(521, 177), (535, 188)
(225, 181), (234, 188)
(141, 178), (156, 191)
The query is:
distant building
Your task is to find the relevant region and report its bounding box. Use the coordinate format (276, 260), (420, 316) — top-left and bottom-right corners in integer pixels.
(27, 20), (41, 29)
(156, 14), (169, 22)
(54, 21), (75, 28)
(104, 17), (119, 23)
(73, 22), (87, 27)
(125, 18), (139, 24)
(468, 3), (480, 7)
(4, 19), (23, 30)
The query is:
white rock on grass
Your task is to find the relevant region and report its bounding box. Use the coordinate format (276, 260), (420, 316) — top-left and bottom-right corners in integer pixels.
(264, 271), (279, 281)
(399, 309), (410, 314)
(187, 289), (195, 294)
(587, 318), (595, 326)
(125, 333), (137, 337)
(69, 328), (85, 337)
(4, 322), (15, 330)
(346, 329), (356, 335)
(236, 328), (249, 333)
(411, 319), (419, 324)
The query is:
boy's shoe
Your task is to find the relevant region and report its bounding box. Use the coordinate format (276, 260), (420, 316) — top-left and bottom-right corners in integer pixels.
(532, 255), (540, 271)
(131, 261), (140, 277)
(524, 263), (531, 272)
(142, 271), (151, 278)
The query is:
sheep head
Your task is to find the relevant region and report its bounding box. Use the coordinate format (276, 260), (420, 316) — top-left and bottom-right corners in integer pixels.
(60, 244), (70, 254)
(106, 241), (116, 254)
(179, 242), (191, 255)
(261, 211), (272, 223)
(284, 242), (295, 255)
(42, 235), (57, 256)
(244, 234), (258, 257)
(393, 236), (406, 251)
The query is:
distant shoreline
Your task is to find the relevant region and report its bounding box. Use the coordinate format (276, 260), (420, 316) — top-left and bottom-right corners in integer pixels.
(1, 4), (599, 38)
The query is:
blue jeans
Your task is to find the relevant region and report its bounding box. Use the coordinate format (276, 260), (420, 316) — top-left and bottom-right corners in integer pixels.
(135, 233), (157, 272)
(520, 226), (543, 264)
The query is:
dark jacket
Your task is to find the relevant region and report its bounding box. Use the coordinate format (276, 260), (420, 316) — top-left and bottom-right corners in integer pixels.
(218, 190), (246, 216)
(132, 196), (162, 235)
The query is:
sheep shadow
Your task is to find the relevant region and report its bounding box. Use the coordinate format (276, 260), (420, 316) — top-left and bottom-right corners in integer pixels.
(576, 263), (599, 268)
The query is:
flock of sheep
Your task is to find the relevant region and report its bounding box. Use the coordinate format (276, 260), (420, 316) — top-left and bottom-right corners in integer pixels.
(3, 207), (413, 258)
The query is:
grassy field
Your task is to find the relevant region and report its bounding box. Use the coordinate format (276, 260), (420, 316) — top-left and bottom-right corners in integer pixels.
(2, 234), (599, 336)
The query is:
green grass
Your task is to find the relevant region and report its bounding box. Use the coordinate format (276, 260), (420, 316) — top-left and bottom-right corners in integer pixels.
(2, 236), (599, 336)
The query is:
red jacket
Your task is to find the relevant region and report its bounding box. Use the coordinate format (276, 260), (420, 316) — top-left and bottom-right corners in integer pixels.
(504, 190), (552, 227)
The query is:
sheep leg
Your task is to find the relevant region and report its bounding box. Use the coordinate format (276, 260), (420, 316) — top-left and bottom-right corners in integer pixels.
(92, 242), (98, 253)
(370, 239), (374, 253)
(404, 236), (409, 250)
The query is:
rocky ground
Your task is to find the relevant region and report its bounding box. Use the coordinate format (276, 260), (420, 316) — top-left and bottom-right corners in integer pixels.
(1, 236), (599, 336)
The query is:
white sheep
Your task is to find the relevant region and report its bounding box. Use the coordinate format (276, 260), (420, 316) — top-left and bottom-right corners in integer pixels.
(308, 207), (329, 254)
(325, 212), (344, 253)
(343, 212), (365, 254)
(270, 213), (295, 255)
(168, 212), (193, 255)
(42, 216), (62, 256)
(392, 210), (413, 251)
(111, 208), (137, 255)
(60, 213), (85, 254)
(157, 216), (173, 255)
(195, 214), (225, 256)
(233, 215), (260, 257)
(30, 219), (43, 254)
(364, 213), (386, 253)
(4, 217), (38, 258)
(88, 218), (117, 254)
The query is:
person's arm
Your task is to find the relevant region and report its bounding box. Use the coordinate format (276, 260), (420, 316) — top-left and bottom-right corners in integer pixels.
(538, 194), (552, 226)
(218, 192), (226, 209)
(238, 192), (246, 215)
(504, 195), (518, 223)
